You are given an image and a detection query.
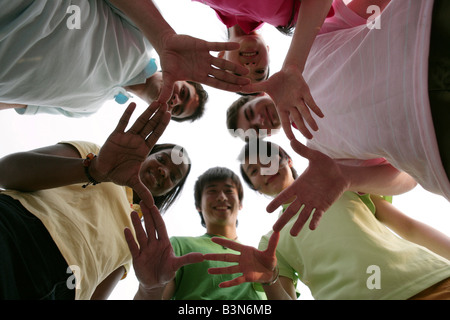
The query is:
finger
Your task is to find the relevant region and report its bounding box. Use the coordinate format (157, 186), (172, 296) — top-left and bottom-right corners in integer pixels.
(239, 81), (267, 94)
(279, 112), (297, 141)
(266, 232), (280, 256)
(124, 227), (140, 259)
(219, 276), (246, 288)
(157, 79), (175, 104)
(129, 210), (148, 249)
(140, 201), (157, 243)
(144, 110), (171, 149)
(128, 101), (159, 135)
(308, 208), (324, 231)
(115, 103), (137, 133)
(205, 41), (240, 52)
(303, 92), (324, 118)
(208, 264), (241, 275)
(289, 205), (314, 236)
(200, 76), (249, 93)
(209, 56), (249, 77)
(211, 237), (243, 252)
(208, 66), (250, 85)
(173, 252), (204, 270)
(266, 187), (297, 213)
(288, 110), (313, 140)
(271, 203), (304, 232)
(292, 102), (318, 132)
(290, 140), (314, 159)
(133, 182), (155, 209)
(143, 200), (170, 242)
(204, 253), (240, 263)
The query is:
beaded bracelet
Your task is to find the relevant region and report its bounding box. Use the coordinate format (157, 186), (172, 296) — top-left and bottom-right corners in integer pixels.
(82, 153), (101, 188)
(262, 265), (279, 286)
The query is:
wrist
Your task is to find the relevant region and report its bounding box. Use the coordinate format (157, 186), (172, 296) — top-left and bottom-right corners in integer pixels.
(82, 153), (105, 188)
(262, 265), (279, 286)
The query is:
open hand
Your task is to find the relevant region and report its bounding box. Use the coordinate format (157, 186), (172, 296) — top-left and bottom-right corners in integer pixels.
(240, 65), (323, 140)
(268, 140), (350, 235)
(157, 34), (251, 103)
(204, 232), (280, 288)
(124, 202), (204, 292)
(92, 102), (170, 207)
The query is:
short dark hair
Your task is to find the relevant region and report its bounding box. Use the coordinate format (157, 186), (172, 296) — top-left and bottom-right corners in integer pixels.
(238, 140), (298, 192)
(133, 143), (191, 214)
(171, 81), (208, 123)
(194, 167), (243, 228)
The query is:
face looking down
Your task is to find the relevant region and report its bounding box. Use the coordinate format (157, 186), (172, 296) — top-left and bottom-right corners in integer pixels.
(236, 94), (281, 137)
(139, 148), (190, 197)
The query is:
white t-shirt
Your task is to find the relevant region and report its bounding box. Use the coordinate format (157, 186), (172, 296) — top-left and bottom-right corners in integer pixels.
(0, 0), (154, 117)
(304, 0), (450, 200)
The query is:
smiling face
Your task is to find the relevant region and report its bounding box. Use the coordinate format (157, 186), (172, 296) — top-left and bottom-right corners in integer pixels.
(168, 81), (200, 120)
(242, 154), (295, 197)
(197, 178), (242, 228)
(139, 148), (190, 197)
(221, 33), (270, 83)
(236, 94), (281, 137)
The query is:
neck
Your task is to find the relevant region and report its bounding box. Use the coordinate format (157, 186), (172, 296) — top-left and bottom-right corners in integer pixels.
(228, 25), (257, 38)
(206, 225), (237, 240)
(124, 73), (162, 104)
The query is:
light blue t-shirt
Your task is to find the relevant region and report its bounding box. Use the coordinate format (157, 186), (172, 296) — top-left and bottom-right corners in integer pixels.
(0, 0), (155, 117)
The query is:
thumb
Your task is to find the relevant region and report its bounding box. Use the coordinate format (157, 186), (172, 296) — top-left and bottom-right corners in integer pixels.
(157, 78), (175, 104)
(290, 139), (314, 160)
(239, 81), (268, 95)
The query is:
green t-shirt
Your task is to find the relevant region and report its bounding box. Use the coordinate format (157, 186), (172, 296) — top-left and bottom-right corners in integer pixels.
(171, 234), (266, 300)
(259, 191), (450, 300)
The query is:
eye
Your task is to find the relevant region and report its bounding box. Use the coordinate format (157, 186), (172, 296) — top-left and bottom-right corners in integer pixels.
(156, 155), (165, 164)
(256, 69), (265, 74)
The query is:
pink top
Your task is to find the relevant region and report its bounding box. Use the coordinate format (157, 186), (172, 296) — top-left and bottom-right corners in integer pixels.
(304, 0), (450, 201)
(192, 0), (333, 34)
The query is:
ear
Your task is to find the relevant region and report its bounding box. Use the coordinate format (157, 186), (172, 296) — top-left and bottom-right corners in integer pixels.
(288, 158), (293, 167)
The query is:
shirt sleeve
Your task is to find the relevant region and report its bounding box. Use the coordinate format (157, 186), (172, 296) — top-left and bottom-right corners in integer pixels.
(16, 105), (97, 118)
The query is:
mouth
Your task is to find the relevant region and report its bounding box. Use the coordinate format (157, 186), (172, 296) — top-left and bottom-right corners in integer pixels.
(213, 205), (231, 212)
(266, 173), (279, 185)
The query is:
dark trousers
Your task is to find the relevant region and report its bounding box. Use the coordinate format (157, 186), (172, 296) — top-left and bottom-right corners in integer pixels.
(0, 194), (75, 300)
(429, 0), (450, 180)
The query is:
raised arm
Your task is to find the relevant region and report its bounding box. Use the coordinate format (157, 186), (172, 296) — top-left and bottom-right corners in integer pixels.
(0, 102), (170, 207)
(124, 202), (203, 300)
(371, 195), (450, 260)
(107, 0), (250, 101)
(269, 140), (417, 235)
(240, 0), (332, 140)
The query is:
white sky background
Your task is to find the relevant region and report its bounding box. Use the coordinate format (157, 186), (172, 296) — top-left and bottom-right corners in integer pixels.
(0, 0), (449, 300)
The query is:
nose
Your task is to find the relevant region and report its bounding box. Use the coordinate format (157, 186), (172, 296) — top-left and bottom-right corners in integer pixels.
(216, 190), (227, 201)
(169, 93), (181, 107)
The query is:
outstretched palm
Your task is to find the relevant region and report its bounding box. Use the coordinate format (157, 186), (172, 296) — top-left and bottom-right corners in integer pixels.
(124, 202), (203, 291)
(93, 102), (170, 207)
(204, 232), (280, 288)
(269, 140), (350, 235)
(157, 34), (251, 103)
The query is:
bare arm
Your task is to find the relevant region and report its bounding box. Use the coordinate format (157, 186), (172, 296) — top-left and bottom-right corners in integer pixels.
(372, 195), (450, 260)
(107, 0), (250, 101)
(90, 267), (126, 300)
(263, 276), (297, 300)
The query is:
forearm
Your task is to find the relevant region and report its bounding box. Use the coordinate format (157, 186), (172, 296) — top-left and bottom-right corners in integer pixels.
(263, 276), (297, 300)
(284, 0), (333, 71)
(372, 196), (450, 260)
(0, 102), (27, 110)
(0, 152), (91, 191)
(340, 163), (417, 196)
(107, 0), (175, 53)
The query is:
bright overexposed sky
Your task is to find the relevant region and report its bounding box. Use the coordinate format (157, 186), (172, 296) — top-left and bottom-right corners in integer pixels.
(0, 0), (449, 300)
